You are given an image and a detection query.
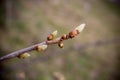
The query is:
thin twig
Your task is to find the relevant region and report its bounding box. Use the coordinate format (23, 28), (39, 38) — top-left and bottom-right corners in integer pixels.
(0, 42), (46, 61)
(0, 23), (86, 61)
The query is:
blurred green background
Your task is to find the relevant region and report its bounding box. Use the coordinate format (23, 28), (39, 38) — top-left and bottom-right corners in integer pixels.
(0, 0), (120, 80)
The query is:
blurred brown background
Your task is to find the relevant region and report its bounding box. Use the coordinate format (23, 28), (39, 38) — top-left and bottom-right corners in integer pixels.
(0, 0), (120, 80)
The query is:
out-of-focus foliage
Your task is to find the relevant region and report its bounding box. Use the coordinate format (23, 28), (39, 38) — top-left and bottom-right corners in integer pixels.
(0, 0), (120, 80)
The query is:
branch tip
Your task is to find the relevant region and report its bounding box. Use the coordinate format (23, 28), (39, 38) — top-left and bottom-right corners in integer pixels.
(75, 23), (86, 33)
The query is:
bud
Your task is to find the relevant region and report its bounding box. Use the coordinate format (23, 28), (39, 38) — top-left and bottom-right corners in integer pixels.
(61, 34), (67, 40)
(18, 53), (30, 59)
(36, 44), (48, 52)
(69, 29), (78, 38)
(47, 34), (53, 41)
(47, 30), (58, 41)
(52, 30), (58, 37)
(75, 23), (86, 33)
(58, 42), (64, 48)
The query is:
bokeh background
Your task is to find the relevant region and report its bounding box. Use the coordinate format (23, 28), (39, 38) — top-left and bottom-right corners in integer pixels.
(0, 0), (120, 80)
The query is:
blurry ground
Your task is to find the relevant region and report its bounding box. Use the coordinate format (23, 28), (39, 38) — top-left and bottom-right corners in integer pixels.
(0, 0), (120, 80)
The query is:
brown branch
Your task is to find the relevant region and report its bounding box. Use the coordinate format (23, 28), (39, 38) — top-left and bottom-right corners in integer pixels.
(0, 23), (86, 61)
(10, 37), (120, 67)
(0, 42), (46, 61)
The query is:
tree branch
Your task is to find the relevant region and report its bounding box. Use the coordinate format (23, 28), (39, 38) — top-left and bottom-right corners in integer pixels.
(0, 23), (86, 61)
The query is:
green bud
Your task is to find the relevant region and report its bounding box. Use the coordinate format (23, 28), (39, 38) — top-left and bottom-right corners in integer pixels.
(58, 42), (64, 48)
(47, 30), (58, 41)
(75, 23), (86, 33)
(36, 44), (48, 52)
(52, 30), (58, 38)
(18, 53), (30, 59)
